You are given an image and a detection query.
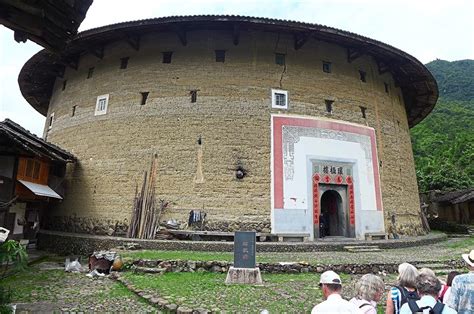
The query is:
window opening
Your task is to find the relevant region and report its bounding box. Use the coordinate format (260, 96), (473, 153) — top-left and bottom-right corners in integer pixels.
(325, 100), (334, 113)
(95, 94), (109, 116)
(384, 82), (389, 93)
(215, 50), (226, 62)
(275, 53), (285, 66)
(71, 105), (77, 117)
(62, 80), (67, 91)
(360, 106), (367, 118)
(190, 90), (197, 103)
(87, 67), (94, 79)
(140, 92), (149, 105)
(359, 70), (366, 82)
(271, 89), (288, 109)
(323, 61), (332, 73)
(48, 113), (54, 129)
(162, 52), (173, 63)
(120, 57), (129, 69)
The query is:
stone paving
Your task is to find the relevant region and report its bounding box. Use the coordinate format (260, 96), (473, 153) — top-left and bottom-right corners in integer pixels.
(5, 262), (156, 313)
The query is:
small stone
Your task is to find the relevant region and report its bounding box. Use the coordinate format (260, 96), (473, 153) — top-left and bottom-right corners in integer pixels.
(195, 308), (209, 314)
(142, 294), (152, 300)
(158, 298), (169, 307)
(150, 297), (160, 304)
(177, 306), (193, 314)
(166, 303), (178, 312)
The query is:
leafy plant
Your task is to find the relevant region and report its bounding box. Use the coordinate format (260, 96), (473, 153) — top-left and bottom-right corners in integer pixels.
(0, 286), (13, 314)
(0, 240), (28, 278)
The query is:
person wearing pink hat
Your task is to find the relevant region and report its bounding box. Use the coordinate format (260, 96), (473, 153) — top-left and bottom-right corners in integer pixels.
(445, 249), (474, 313)
(311, 270), (359, 314)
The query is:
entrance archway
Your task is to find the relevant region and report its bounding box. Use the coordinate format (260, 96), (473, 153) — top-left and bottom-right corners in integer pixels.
(320, 190), (344, 237)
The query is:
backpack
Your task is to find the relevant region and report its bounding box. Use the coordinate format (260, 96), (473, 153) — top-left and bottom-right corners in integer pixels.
(438, 285), (449, 302)
(407, 298), (445, 314)
(397, 286), (420, 307)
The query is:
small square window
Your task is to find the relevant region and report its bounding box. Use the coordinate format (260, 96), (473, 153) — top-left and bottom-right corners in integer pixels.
(71, 105), (77, 117)
(95, 94), (109, 116)
(48, 112), (54, 129)
(275, 53), (285, 66)
(325, 100), (334, 113)
(384, 82), (389, 94)
(271, 89), (288, 109)
(323, 61), (332, 73)
(215, 50), (226, 62)
(162, 52), (173, 64)
(62, 80), (67, 91)
(359, 70), (367, 82)
(87, 67), (94, 79)
(120, 57), (129, 69)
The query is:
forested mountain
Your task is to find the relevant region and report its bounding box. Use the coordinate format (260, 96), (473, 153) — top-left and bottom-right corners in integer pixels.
(410, 59), (474, 192)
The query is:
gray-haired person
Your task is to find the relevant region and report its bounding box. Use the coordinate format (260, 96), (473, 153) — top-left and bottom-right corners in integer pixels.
(349, 274), (385, 314)
(386, 263), (419, 314)
(399, 273), (456, 314)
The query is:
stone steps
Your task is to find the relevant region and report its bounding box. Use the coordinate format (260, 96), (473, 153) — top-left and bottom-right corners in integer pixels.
(343, 245), (381, 252)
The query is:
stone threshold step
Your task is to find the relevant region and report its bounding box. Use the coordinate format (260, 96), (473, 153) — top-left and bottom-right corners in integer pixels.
(343, 245), (381, 249)
(134, 266), (166, 274)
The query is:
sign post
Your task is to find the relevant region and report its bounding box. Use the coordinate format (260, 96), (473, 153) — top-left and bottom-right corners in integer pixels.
(225, 231), (262, 285)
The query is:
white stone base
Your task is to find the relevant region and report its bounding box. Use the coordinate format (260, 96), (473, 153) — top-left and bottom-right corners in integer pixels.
(225, 267), (263, 285)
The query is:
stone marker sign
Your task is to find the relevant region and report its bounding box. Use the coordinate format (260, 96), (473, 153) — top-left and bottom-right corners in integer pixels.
(234, 231), (256, 268)
(225, 231), (262, 285)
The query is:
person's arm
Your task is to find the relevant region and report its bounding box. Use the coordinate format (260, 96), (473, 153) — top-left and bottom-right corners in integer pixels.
(385, 290), (394, 314)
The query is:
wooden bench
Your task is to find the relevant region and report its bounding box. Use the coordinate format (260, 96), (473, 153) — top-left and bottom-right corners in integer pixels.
(166, 230), (274, 242)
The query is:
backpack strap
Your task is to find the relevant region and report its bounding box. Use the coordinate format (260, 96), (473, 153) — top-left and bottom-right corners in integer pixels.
(397, 286), (408, 305)
(431, 302), (445, 314)
(359, 302), (373, 309)
(407, 298), (420, 313)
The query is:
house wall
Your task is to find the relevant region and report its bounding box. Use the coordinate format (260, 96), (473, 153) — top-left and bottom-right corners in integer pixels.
(41, 29), (423, 236)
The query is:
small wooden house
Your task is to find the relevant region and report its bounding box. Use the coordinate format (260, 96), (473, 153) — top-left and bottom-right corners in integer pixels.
(0, 119), (75, 241)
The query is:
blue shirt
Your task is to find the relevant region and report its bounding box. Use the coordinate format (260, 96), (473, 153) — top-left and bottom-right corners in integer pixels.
(446, 272), (474, 314)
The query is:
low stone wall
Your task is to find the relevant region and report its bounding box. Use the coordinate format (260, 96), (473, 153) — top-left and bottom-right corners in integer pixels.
(37, 230), (447, 255)
(132, 259), (401, 275)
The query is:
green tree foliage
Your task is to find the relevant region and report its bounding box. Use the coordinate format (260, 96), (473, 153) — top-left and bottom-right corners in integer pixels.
(411, 59), (473, 192)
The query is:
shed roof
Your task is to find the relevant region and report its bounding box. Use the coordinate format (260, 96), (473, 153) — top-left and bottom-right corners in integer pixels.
(432, 188), (474, 205)
(0, 119), (75, 163)
(18, 15), (438, 127)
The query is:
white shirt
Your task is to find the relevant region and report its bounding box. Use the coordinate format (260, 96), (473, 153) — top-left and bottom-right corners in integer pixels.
(311, 293), (361, 314)
(399, 295), (457, 314)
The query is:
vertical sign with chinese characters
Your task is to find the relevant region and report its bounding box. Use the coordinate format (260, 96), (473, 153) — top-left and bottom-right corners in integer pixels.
(234, 231), (256, 268)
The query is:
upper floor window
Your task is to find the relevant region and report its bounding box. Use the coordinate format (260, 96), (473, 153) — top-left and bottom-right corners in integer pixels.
(48, 112), (54, 129)
(275, 53), (286, 66)
(215, 50), (226, 62)
(359, 70), (367, 82)
(95, 94), (109, 116)
(322, 61), (332, 73)
(162, 51), (173, 64)
(271, 89), (288, 109)
(120, 57), (129, 69)
(87, 67), (94, 79)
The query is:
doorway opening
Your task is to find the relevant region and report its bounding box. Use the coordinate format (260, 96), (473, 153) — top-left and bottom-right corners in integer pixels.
(320, 189), (344, 237)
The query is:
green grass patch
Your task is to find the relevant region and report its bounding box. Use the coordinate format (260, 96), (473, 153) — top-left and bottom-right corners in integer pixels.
(122, 271), (324, 312)
(445, 237), (474, 249)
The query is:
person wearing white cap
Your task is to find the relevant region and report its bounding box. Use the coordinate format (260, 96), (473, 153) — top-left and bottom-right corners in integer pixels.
(445, 249), (474, 313)
(311, 270), (360, 314)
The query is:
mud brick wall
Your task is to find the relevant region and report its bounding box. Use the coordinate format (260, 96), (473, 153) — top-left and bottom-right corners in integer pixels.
(42, 30), (422, 235)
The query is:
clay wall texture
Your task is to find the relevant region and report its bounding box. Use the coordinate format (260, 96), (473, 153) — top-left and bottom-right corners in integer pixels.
(42, 29), (423, 236)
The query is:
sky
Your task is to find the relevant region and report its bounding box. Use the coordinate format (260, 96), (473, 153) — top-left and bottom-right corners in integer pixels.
(0, 0), (473, 137)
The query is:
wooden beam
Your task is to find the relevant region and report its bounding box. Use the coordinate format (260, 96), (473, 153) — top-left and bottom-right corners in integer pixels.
(376, 60), (390, 75)
(347, 47), (362, 63)
(126, 34), (140, 51)
(59, 55), (79, 70)
(293, 32), (309, 50)
(89, 46), (104, 59)
(232, 24), (240, 45)
(174, 27), (187, 46)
